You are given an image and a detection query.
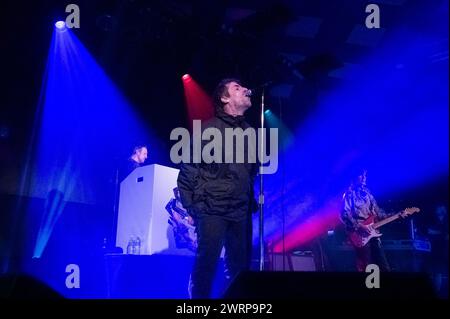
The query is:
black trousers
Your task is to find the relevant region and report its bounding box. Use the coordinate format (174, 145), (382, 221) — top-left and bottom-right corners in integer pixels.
(190, 214), (252, 299)
(354, 238), (391, 272)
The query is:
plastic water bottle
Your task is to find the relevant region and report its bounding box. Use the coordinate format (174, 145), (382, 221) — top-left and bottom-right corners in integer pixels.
(127, 236), (135, 254)
(135, 236), (141, 255)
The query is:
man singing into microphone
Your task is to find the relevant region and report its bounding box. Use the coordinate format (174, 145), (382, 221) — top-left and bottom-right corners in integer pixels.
(177, 78), (258, 298)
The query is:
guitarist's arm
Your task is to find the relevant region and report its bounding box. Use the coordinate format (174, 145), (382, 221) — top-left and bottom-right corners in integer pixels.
(368, 191), (390, 220)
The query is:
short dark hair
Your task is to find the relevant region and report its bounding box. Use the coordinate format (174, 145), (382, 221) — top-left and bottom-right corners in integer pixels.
(349, 165), (367, 182)
(132, 145), (147, 155)
(212, 78), (241, 112)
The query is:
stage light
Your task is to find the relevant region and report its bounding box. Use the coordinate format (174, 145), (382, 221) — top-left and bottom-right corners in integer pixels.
(28, 23), (155, 262)
(55, 21), (66, 30)
(264, 109), (271, 114)
(181, 74), (213, 124)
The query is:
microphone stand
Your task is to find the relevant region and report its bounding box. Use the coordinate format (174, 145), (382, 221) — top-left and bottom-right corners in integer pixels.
(111, 163), (120, 248)
(258, 87), (265, 271)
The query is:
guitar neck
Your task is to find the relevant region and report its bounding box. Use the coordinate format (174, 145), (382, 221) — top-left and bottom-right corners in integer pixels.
(373, 213), (402, 229)
(173, 204), (189, 218)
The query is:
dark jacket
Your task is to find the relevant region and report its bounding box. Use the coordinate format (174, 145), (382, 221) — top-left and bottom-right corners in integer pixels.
(119, 158), (141, 182)
(177, 109), (258, 221)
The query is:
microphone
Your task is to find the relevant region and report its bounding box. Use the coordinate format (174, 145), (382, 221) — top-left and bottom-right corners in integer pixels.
(245, 89), (252, 97)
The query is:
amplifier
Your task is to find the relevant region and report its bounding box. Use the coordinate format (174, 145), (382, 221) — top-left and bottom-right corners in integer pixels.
(333, 239), (431, 252)
(382, 239), (431, 252)
(268, 251), (316, 271)
(329, 239), (431, 272)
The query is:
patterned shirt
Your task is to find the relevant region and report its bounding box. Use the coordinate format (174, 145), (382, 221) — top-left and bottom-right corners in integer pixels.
(340, 185), (386, 231)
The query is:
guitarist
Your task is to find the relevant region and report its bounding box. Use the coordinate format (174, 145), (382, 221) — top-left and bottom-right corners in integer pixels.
(340, 168), (391, 272)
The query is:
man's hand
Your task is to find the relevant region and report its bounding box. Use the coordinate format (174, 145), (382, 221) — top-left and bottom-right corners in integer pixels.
(358, 223), (374, 234)
(186, 215), (195, 226)
(399, 211), (408, 219)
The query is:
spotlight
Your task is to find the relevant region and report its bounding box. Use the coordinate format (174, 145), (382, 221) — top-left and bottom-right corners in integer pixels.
(55, 21), (66, 30)
(182, 74), (191, 81)
(264, 109), (271, 115)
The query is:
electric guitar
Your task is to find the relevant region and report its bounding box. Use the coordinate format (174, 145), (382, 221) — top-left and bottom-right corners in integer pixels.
(166, 199), (197, 251)
(348, 207), (420, 247)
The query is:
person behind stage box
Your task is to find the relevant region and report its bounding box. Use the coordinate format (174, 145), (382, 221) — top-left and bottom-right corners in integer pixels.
(340, 167), (392, 272)
(120, 145), (148, 182)
(111, 145), (148, 251)
(177, 78), (258, 299)
(166, 187), (197, 252)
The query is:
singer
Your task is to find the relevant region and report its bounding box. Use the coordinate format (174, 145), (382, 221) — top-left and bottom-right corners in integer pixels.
(177, 78), (258, 298)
